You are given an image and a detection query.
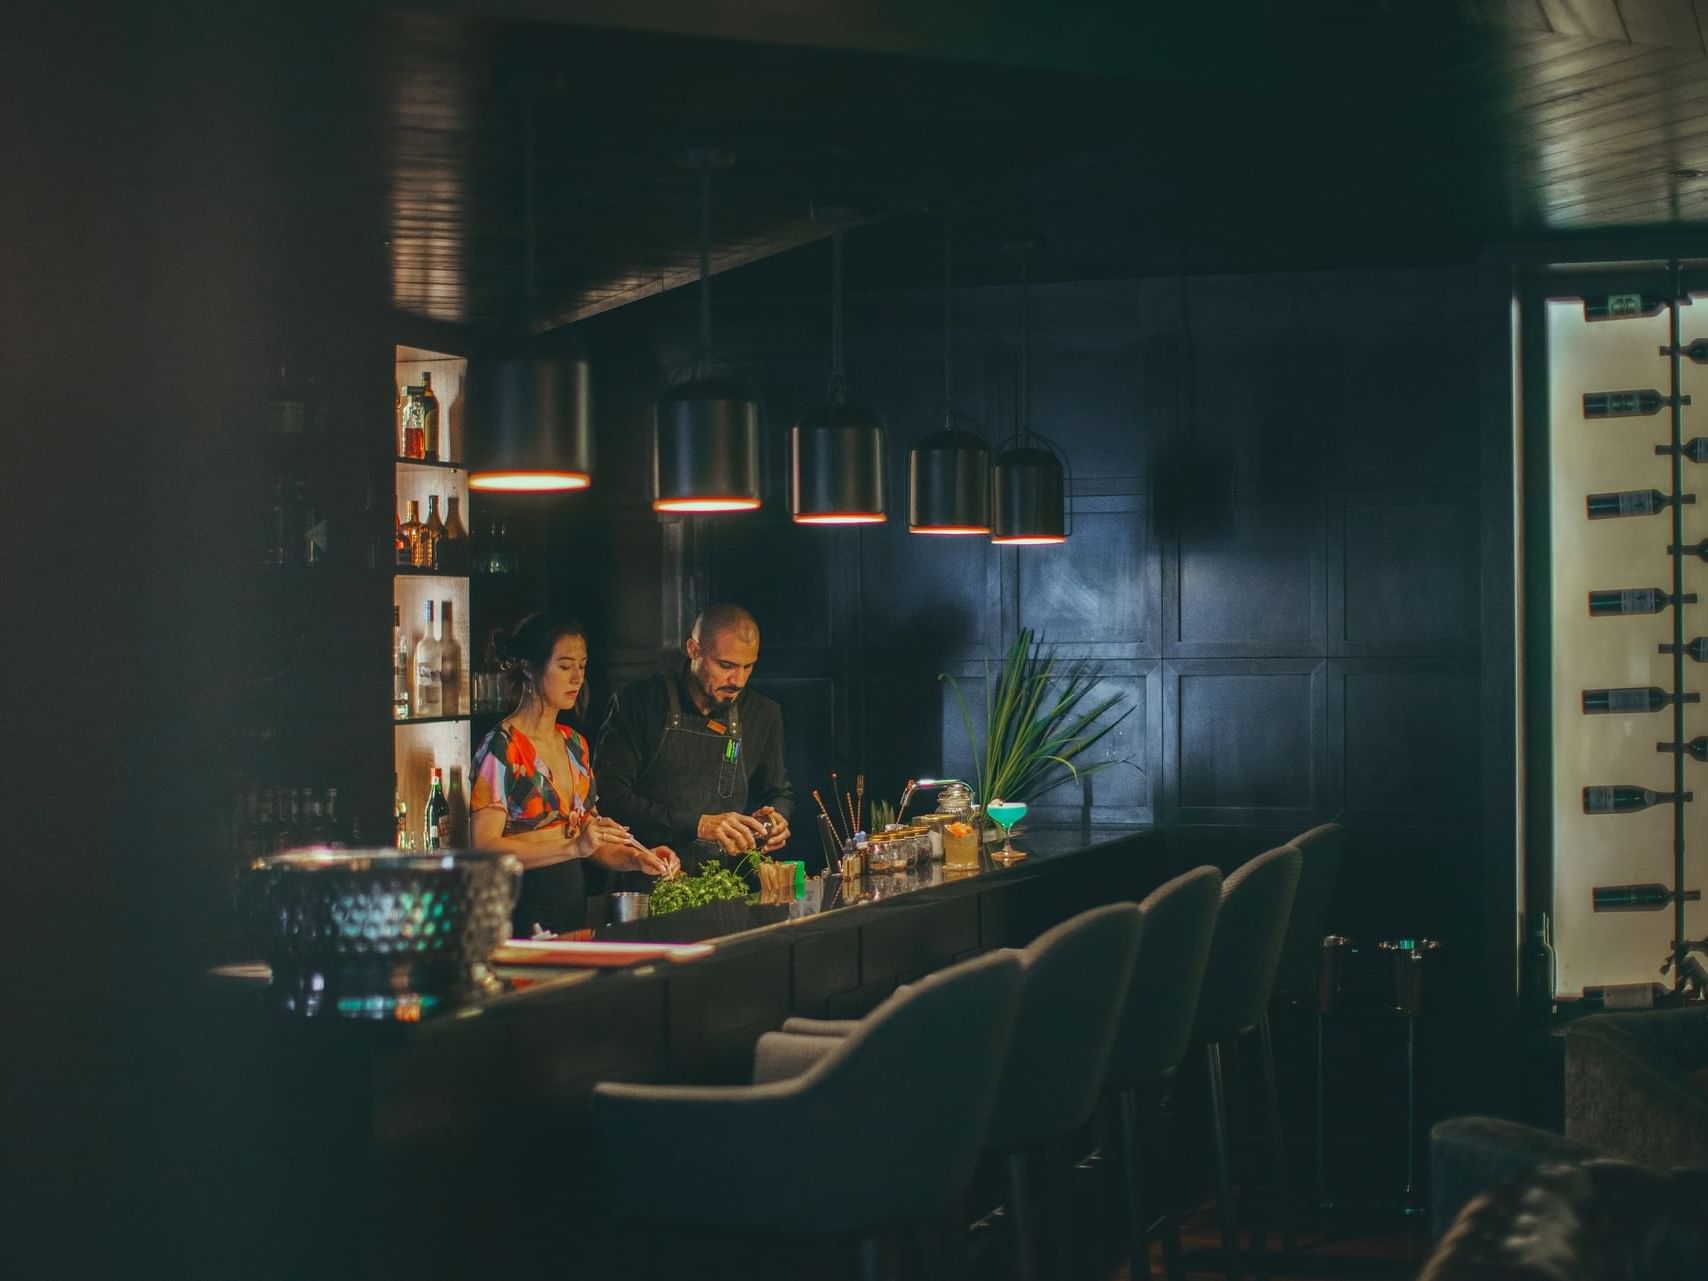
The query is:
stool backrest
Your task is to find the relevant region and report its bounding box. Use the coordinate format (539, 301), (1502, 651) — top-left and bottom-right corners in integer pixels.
(1274, 822), (1345, 999)
(984, 902), (1146, 1151)
(1106, 865), (1223, 1086)
(1191, 844), (1302, 1044)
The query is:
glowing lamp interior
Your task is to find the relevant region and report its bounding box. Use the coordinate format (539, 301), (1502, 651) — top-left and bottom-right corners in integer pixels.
(990, 534), (1066, 546)
(792, 512), (886, 525)
(653, 497), (764, 513)
(469, 471), (590, 493)
(910, 524), (990, 535)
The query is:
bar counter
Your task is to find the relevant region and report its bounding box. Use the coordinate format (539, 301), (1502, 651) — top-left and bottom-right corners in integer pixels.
(199, 825), (1168, 1279)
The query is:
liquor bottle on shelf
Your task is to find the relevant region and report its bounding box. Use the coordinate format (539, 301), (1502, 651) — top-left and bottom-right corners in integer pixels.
(414, 601), (443, 718)
(1655, 439), (1708, 462)
(425, 495), (446, 569)
(1591, 883), (1702, 912)
(393, 784), (410, 851)
(439, 599), (462, 716)
(442, 495), (469, 574)
(404, 500), (436, 569)
(1581, 389), (1690, 418)
(264, 360), (307, 435)
(1588, 587), (1696, 617)
(1582, 785), (1692, 814)
(420, 372), (442, 462)
(1582, 292), (1688, 322)
(1658, 736), (1708, 760)
(1661, 338), (1708, 362)
(392, 605), (410, 720)
(400, 384), (425, 459)
(1586, 489), (1694, 519)
(497, 517), (517, 574)
(424, 767), (450, 849)
(302, 496), (328, 564)
(1582, 686), (1699, 713)
(1659, 638), (1708, 661)
(394, 508), (408, 566)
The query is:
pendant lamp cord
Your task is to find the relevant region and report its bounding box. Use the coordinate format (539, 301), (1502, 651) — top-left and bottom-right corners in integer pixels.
(698, 159), (713, 367)
(1019, 240), (1032, 443)
(942, 215), (954, 414)
(829, 226), (848, 405)
(523, 103), (537, 305)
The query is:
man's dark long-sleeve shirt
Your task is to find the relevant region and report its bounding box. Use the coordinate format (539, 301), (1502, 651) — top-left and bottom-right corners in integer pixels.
(593, 669), (794, 854)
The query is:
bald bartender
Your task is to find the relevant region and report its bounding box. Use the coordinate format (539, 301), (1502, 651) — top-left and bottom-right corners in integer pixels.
(594, 604), (793, 873)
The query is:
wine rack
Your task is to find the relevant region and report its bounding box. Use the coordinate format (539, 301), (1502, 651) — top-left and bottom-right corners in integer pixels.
(1554, 264), (1707, 1004)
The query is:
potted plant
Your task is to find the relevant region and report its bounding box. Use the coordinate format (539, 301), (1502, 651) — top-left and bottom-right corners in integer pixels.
(941, 628), (1131, 812)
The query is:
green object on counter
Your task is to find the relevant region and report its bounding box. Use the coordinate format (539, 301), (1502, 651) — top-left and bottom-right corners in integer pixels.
(649, 860), (751, 915)
(791, 860), (805, 897)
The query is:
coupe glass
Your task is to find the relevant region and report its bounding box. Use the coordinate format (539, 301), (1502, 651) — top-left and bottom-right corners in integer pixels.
(985, 799), (1028, 864)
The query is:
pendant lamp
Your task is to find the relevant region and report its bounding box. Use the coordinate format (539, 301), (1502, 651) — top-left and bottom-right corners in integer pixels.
(990, 241), (1069, 546)
(789, 226), (887, 524)
(468, 351), (593, 492)
(653, 151), (762, 514)
(909, 215), (990, 534)
(467, 104), (595, 494)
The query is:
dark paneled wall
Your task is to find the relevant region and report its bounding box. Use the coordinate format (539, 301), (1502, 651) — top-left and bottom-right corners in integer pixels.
(552, 261), (1509, 1014)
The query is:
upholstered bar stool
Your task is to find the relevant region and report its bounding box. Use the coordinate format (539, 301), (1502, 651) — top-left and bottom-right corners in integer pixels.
(1102, 865), (1223, 1281)
(779, 904), (1148, 1281)
(590, 950), (1025, 1281)
(1190, 844), (1302, 1281)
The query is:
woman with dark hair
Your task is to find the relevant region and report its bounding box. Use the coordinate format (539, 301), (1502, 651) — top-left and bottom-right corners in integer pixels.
(471, 612), (678, 935)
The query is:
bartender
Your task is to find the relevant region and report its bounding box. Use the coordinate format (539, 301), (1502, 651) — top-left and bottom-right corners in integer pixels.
(594, 603), (794, 873)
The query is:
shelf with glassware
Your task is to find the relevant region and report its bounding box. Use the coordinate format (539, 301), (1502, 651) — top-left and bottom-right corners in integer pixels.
(392, 345), (471, 850)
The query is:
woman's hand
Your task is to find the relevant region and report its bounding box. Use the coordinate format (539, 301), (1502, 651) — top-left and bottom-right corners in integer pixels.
(584, 813), (633, 849)
(633, 844), (680, 878)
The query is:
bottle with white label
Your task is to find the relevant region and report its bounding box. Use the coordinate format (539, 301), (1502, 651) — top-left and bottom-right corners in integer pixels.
(414, 601), (443, 718)
(393, 605), (410, 719)
(438, 599), (462, 717)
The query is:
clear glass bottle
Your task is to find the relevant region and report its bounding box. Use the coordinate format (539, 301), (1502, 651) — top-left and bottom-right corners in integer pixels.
(414, 601), (443, 718)
(400, 384), (426, 459)
(438, 599), (462, 716)
(420, 372), (441, 461)
(393, 605), (410, 719)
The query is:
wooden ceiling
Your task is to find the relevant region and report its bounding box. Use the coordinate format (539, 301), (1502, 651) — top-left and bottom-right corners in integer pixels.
(381, 1), (1708, 331)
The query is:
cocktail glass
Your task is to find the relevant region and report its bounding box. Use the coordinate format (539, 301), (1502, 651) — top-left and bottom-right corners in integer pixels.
(985, 799), (1028, 864)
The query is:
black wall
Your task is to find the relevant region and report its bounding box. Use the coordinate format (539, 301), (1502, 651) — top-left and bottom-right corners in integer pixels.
(541, 259), (1515, 1025)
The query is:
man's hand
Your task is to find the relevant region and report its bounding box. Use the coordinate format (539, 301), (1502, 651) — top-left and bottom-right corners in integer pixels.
(698, 811), (768, 854)
(753, 806), (790, 853)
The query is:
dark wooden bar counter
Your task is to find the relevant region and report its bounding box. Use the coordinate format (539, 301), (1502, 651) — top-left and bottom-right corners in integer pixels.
(195, 828), (1165, 1279)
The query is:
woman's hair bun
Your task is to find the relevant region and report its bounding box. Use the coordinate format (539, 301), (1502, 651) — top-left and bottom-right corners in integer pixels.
(487, 627), (518, 667)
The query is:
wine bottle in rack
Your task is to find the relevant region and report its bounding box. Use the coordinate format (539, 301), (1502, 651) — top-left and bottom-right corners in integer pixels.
(1582, 389), (1691, 418)
(1586, 489), (1694, 519)
(1591, 883), (1703, 912)
(1582, 292), (1688, 322)
(1658, 736), (1708, 760)
(1655, 439), (1708, 462)
(1582, 785), (1692, 814)
(1662, 338), (1708, 363)
(1659, 638), (1708, 661)
(1588, 587), (1697, 616)
(1582, 686), (1700, 713)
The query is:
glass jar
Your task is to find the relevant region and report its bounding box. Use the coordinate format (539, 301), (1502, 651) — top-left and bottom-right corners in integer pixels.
(865, 832), (905, 874)
(914, 813), (953, 860)
(934, 781), (974, 819)
(897, 825), (930, 867)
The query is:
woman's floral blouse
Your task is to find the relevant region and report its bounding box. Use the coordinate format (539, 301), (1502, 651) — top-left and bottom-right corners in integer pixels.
(470, 721), (595, 836)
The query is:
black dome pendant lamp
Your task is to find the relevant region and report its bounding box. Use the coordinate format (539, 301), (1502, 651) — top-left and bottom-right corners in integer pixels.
(991, 240), (1068, 546)
(789, 225), (887, 525)
(909, 215), (990, 535)
(469, 102), (594, 494)
(653, 150), (762, 514)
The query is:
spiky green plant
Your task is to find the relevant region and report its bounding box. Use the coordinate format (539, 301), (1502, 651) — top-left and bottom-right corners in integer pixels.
(941, 629), (1131, 807)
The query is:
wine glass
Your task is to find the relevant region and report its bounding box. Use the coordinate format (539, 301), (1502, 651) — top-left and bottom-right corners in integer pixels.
(985, 798), (1028, 865)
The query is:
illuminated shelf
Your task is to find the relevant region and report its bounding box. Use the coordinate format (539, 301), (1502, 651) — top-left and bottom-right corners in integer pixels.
(395, 714), (471, 727)
(395, 456), (464, 471)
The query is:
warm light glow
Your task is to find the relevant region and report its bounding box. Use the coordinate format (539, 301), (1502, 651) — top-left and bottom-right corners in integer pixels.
(911, 524), (990, 535)
(469, 471), (590, 492)
(990, 534), (1066, 546)
(653, 497), (764, 513)
(792, 512), (886, 525)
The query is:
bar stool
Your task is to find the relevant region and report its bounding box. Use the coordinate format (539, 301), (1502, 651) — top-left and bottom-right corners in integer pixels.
(1102, 865), (1223, 1281)
(590, 950), (1025, 1281)
(778, 904), (1148, 1281)
(1190, 843), (1302, 1281)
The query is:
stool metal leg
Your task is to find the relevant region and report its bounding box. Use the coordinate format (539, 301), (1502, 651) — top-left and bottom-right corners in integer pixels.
(859, 1233), (884, 1281)
(1258, 1014), (1296, 1256)
(1314, 1009), (1332, 1210)
(1401, 1014), (1425, 1216)
(1148, 1084), (1186, 1281)
(1206, 1042), (1243, 1281)
(1007, 1151), (1041, 1281)
(1117, 1087), (1150, 1280)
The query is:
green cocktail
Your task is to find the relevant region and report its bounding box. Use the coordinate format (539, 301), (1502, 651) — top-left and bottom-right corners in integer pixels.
(986, 799), (1028, 864)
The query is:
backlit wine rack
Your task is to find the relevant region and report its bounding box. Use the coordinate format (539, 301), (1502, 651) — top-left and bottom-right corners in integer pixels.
(1574, 263), (1707, 1001)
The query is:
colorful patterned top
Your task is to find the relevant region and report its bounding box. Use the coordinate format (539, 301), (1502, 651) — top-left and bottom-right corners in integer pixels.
(471, 720), (596, 837)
